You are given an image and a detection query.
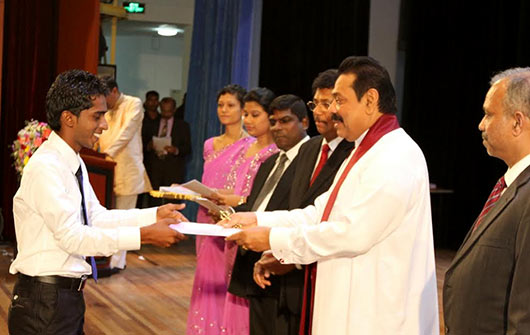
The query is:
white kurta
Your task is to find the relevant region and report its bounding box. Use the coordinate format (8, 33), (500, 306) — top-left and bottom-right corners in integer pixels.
(98, 93), (151, 196)
(257, 128), (439, 335)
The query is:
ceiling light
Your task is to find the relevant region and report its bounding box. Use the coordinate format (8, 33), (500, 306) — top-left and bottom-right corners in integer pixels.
(156, 25), (182, 37)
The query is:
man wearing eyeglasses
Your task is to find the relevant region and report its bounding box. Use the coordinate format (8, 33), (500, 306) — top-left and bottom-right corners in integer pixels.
(234, 70), (354, 335)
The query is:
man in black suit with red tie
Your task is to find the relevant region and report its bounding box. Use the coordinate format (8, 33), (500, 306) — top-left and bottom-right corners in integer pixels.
(443, 68), (530, 334)
(229, 71), (354, 335)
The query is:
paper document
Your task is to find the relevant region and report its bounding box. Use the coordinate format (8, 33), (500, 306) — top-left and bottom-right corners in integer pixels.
(152, 136), (171, 153)
(180, 179), (216, 197)
(170, 222), (241, 237)
(159, 185), (199, 196)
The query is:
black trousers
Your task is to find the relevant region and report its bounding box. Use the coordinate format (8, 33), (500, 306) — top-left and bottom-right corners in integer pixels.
(8, 276), (85, 335)
(249, 296), (299, 335)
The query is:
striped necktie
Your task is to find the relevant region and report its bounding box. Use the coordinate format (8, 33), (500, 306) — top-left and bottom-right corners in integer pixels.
(472, 176), (506, 232)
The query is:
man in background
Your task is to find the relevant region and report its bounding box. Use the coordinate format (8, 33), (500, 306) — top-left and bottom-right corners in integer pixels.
(229, 94), (310, 334)
(444, 68), (530, 334)
(98, 77), (152, 271)
(138, 90), (160, 208)
(146, 97), (192, 206)
(250, 69), (354, 334)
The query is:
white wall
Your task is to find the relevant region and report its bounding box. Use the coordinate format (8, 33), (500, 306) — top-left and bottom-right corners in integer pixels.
(102, 30), (185, 101)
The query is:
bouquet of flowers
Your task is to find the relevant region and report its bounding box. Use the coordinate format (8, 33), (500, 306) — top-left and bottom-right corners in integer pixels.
(11, 120), (52, 177)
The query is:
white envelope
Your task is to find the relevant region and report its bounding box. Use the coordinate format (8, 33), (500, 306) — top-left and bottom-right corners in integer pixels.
(170, 222), (241, 237)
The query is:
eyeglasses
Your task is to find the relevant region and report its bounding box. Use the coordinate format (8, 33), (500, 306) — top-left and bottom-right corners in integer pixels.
(306, 101), (331, 111)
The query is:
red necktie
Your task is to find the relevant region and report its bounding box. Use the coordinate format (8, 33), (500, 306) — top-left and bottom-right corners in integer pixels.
(472, 176), (506, 232)
(309, 144), (330, 186)
(300, 144), (330, 332)
(299, 114), (400, 335)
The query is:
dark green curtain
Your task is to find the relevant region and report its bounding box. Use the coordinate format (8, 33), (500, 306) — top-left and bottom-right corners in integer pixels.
(400, 0), (530, 248)
(259, 0), (370, 136)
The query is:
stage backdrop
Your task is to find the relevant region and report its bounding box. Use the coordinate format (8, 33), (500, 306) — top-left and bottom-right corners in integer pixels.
(259, 0), (370, 136)
(400, 0), (530, 249)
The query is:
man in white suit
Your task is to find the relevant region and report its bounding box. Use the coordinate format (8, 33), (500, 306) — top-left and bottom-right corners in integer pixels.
(98, 77), (152, 270)
(223, 56), (439, 335)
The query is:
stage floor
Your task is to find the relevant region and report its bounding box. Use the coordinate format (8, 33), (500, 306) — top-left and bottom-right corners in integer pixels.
(0, 239), (454, 334)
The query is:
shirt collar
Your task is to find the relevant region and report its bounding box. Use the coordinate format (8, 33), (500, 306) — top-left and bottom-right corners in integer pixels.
(505, 153), (530, 187)
(354, 129), (369, 149)
(323, 136), (343, 153)
(48, 131), (82, 174)
(112, 93), (125, 111)
(280, 135), (310, 162)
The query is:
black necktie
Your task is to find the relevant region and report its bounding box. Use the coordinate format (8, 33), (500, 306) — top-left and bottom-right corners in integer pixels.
(75, 166), (98, 281)
(251, 153), (288, 211)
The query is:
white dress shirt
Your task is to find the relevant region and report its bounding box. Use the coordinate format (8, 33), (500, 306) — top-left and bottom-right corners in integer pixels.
(504, 153), (530, 188)
(255, 136), (309, 212)
(10, 131), (157, 278)
(257, 128), (439, 334)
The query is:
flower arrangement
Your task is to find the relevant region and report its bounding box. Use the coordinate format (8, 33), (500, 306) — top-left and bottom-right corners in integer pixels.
(11, 120), (52, 177)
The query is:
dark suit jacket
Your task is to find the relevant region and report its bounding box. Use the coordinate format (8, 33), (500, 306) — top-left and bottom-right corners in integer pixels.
(144, 117), (191, 188)
(229, 151), (297, 298)
(228, 136), (355, 307)
(443, 165), (530, 334)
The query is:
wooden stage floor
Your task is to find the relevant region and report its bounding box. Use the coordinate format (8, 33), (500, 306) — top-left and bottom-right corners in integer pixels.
(0, 239), (454, 334)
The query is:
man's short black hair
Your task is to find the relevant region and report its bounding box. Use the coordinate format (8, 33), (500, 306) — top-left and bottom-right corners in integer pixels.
(146, 90), (159, 100)
(269, 94), (308, 121)
(338, 56), (397, 115)
(243, 87), (276, 112)
(312, 69), (338, 95)
(217, 84), (247, 108)
(46, 69), (108, 131)
(101, 75), (118, 91)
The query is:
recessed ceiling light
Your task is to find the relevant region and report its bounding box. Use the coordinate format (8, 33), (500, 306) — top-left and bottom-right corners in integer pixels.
(156, 25), (183, 37)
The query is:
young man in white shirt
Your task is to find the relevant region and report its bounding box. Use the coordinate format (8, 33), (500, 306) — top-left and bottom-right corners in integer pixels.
(8, 70), (187, 335)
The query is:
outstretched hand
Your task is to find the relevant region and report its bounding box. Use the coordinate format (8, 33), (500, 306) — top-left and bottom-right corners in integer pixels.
(157, 203), (188, 222)
(140, 218), (187, 248)
(225, 226), (271, 252)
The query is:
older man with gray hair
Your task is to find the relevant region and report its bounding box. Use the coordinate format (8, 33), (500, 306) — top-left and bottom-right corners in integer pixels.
(444, 67), (530, 334)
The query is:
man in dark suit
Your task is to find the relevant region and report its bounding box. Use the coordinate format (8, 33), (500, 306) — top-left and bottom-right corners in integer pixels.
(443, 68), (530, 334)
(229, 94), (309, 335)
(251, 70), (354, 335)
(145, 97), (191, 206)
(138, 90), (160, 208)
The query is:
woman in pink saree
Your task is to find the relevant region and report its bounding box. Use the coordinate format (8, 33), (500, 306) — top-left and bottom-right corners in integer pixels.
(187, 87), (277, 335)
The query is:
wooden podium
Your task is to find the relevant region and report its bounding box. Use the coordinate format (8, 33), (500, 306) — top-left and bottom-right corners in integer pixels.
(80, 148), (116, 209)
(80, 148), (115, 272)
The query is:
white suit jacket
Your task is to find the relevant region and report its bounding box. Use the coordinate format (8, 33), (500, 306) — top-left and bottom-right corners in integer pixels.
(258, 128), (439, 335)
(98, 94), (151, 196)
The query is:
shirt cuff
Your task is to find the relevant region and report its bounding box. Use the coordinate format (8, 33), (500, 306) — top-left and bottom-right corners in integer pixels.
(256, 211), (276, 227)
(117, 226), (141, 251)
(269, 227), (293, 264)
(136, 207), (158, 227)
